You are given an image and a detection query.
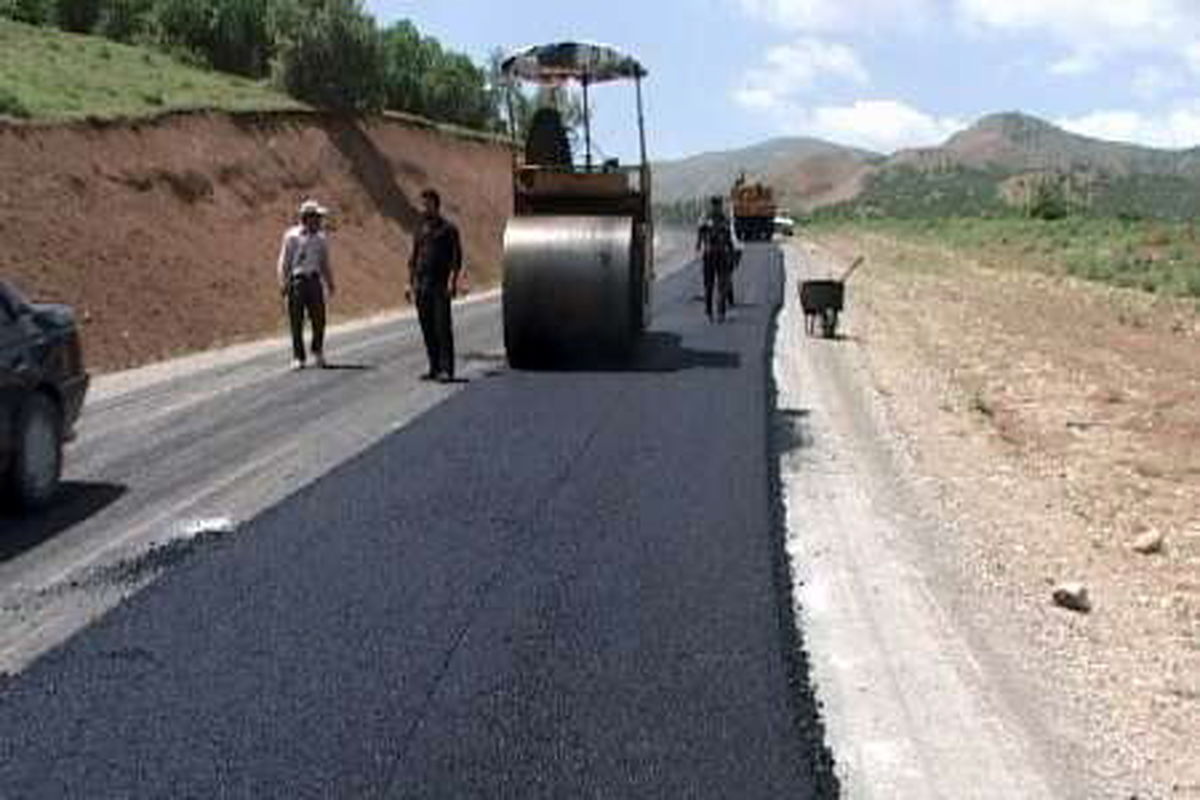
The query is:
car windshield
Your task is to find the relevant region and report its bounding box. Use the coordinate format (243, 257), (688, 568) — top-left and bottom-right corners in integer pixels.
(0, 279), (31, 317)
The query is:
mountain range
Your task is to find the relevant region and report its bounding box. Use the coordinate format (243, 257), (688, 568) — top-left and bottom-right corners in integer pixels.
(655, 112), (1200, 219)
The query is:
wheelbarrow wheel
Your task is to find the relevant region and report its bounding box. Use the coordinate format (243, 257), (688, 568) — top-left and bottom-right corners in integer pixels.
(821, 308), (839, 338)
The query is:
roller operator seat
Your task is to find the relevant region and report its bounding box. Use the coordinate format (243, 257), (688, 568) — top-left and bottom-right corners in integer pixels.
(524, 107), (573, 168)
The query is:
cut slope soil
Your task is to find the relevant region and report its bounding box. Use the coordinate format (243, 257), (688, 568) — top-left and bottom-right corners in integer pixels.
(0, 110), (511, 371)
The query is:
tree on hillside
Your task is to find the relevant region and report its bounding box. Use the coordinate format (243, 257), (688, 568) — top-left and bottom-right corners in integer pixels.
(54, 0), (101, 32)
(1028, 173), (1069, 220)
(379, 20), (435, 115)
(422, 50), (494, 129)
(0, 0), (52, 24)
(95, 0), (155, 42)
(380, 21), (498, 129)
(154, 0), (273, 76)
(272, 0), (385, 112)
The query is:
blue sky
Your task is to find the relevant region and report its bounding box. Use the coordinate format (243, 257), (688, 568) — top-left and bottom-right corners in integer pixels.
(365, 0), (1200, 160)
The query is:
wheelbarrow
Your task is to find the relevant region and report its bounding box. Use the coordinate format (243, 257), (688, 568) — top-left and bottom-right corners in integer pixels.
(799, 256), (862, 338)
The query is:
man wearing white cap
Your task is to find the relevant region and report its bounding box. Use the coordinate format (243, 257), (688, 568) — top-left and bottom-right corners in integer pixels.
(277, 199), (336, 369)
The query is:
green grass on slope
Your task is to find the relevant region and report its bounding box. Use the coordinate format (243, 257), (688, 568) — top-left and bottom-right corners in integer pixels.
(0, 19), (303, 121)
(813, 217), (1200, 300)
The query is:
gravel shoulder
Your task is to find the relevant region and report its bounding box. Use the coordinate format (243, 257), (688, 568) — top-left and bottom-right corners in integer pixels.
(788, 232), (1200, 798)
(775, 241), (1067, 798)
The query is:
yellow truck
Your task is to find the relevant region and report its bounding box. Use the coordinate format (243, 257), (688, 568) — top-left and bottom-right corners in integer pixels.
(730, 175), (777, 241)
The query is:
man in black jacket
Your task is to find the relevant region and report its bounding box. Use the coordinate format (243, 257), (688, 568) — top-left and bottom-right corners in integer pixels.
(407, 189), (464, 382)
(696, 196), (738, 322)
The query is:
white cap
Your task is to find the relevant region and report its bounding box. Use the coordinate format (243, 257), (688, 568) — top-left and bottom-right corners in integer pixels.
(298, 199), (327, 217)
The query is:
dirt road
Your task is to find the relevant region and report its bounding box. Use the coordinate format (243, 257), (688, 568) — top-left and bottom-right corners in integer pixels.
(780, 233), (1200, 798)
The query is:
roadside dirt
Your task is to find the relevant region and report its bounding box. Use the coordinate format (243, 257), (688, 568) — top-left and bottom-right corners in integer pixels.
(0, 110), (511, 372)
(803, 230), (1200, 798)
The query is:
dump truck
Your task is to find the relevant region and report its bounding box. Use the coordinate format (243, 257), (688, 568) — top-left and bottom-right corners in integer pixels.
(730, 175), (777, 242)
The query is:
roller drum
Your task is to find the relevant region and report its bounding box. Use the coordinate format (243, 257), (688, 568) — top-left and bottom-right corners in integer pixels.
(503, 215), (641, 366)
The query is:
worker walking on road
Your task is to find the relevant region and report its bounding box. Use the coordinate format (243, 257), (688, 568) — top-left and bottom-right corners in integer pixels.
(696, 195), (738, 323)
(408, 188), (464, 382)
(278, 199), (336, 369)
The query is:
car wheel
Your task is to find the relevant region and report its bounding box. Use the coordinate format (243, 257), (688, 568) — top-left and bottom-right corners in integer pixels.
(10, 392), (63, 510)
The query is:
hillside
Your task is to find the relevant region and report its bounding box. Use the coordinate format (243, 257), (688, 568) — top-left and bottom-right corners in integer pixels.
(653, 137), (881, 209)
(657, 112), (1200, 220)
(0, 110), (511, 371)
(0, 18), (302, 120)
(907, 112), (1200, 177)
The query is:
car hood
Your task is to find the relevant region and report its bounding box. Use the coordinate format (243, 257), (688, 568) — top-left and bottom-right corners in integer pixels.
(28, 302), (78, 332)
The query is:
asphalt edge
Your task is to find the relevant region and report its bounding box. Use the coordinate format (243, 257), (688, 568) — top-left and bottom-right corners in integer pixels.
(761, 244), (842, 797)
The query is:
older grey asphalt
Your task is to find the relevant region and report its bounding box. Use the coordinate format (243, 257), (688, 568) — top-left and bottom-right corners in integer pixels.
(0, 245), (834, 798)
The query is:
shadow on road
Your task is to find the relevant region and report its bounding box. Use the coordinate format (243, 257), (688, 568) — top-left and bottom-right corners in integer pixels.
(524, 331), (741, 373)
(773, 408), (814, 455)
(636, 331), (740, 371)
(319, 362), (374, 371)
(0, 482), (127, 563)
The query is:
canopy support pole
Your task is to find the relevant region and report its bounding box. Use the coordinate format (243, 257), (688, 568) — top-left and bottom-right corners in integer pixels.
(583, 74), (592, 171)
(635, 74), (648, 190)
(505, 80), (519, 208)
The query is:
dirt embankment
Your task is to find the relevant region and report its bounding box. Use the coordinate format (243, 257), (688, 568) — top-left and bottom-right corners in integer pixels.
(0, 110), (512, 371)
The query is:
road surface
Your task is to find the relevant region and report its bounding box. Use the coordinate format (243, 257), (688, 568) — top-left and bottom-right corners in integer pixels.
(0, 241), (837, 797)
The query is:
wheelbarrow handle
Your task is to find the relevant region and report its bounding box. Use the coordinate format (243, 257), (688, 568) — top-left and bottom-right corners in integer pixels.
(840, 256), (864, 283)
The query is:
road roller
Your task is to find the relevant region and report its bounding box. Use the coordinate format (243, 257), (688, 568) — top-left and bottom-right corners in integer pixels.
(499, 42), (654, 367)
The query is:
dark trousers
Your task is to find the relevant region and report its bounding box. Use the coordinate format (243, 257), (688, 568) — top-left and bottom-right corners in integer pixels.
(703, 254), (733, 319)
(287, 274), (325, 361)
(416, 286), (454, 377)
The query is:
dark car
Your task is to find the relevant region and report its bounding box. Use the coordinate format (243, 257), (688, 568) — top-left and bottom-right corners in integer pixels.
(0, 279), (88, 509)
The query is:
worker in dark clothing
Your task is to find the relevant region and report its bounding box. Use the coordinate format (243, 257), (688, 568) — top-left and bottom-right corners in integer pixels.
(696, 195), (738, 322)
(407, 189), (464, 382)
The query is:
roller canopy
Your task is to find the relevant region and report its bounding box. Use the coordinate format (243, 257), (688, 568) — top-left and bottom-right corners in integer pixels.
(501, 42), (647, 85)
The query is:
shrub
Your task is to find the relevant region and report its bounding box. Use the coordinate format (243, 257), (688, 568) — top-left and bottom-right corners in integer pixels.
(1028, 179), (1068, 220)
(0, 85), (31, 117)
(96, 0), (156, 42)
(1, 0), (52, 23)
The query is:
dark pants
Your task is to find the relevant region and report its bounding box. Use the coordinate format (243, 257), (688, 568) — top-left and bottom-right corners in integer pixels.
(703, 253), (734, 320)
(287, 274), (325, 361)
(416, 286), (454, 377)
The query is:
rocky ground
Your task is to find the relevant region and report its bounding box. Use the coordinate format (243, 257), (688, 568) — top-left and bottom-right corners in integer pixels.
(802, 230), (1200, 798)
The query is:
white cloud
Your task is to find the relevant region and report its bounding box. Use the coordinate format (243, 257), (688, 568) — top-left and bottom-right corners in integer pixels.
(1186, 43), (1200, 76)
(735, 37), (869, 112)
(738, 0), (934, 32)
(957, 0), (1200, 80)
(735, 90), (964, 152)
(1057, 104), (1200, 149)
(957, 0), (1185, 42)
(733, 87), (779, 111)
(1131, 66), (1185, 101)
(805, 100), (965, 151)
(1048, 52), (1099, 76)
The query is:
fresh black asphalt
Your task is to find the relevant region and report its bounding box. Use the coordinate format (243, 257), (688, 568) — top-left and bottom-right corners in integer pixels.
(0, 245), (837, 798)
